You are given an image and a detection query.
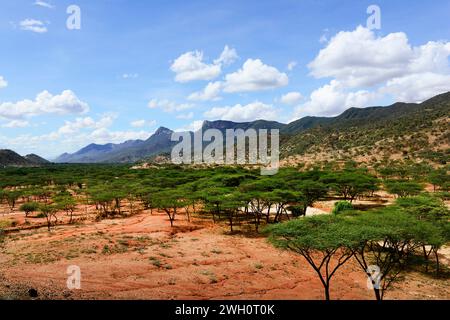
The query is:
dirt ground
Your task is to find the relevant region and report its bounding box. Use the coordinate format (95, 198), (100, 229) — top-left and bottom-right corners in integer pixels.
(0, 203), (449, 300)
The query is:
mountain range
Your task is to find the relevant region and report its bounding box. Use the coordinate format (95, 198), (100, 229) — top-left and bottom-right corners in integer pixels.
(1, 92), (448, 167)
(53, 91), (449, 165)
(0, 150), (50, 167)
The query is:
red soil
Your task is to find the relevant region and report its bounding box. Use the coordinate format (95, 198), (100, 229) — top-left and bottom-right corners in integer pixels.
(0, 206), (448, 300)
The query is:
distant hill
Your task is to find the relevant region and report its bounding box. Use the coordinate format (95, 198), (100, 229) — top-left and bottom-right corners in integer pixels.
(0, 150), (50, 167)
(55, 127), (175, 163)
(24, 154), (50, 165)
(281, 91), (450, 165)
(55, 91), (450, 165)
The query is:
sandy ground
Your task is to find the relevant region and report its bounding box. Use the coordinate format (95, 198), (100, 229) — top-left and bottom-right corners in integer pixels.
(0, 205), (449, 300)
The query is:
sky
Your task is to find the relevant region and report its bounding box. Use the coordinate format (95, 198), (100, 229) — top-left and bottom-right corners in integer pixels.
(0, 0), (450, 158)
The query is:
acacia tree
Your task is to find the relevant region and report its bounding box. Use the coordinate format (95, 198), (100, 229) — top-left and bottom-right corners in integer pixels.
(321, 170), (378, 202)
(212, 192), (245, 232)
(295, 180), (328, 215)
(19, 202), (40, 218)
(153, 190), (186, 227)
(265, 215), (356, 300)
(39, 204), (58, 231)
(395, 195), (450, 273)
(54, 195), (77, 223)
(345, 208), (443, 300)
(4, 190), (21, 212)
(428, 169), (449, 192)
(385, 180), (423, 198)
(268, 189), (302, 223)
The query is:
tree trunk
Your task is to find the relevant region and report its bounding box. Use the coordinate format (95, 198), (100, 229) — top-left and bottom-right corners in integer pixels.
(324, 285), (330, 301)
(374, 288), (382, 301)
(434, 249), (440, 275)
(423, 245), (429, 272)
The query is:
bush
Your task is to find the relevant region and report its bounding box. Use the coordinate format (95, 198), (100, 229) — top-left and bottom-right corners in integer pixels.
(332, 201), (353, 215)
(0, 220), (12, 229)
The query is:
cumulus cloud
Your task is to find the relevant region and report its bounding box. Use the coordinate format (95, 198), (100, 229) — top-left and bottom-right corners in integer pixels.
(170, 46), (238, 83)
(170, 51), (222, 82)
(88, 128), (150, 144)
(280, 91), (302, 105)
(309, 26), (413, 87)
(309, 26), (450, 93)
(223, 59), (288, 93)
(204, 101), (279, 122)
(294, 80), (380, 118)
(381, 72), (450, 103)
(57, 115), (114, 135)
(0, 127), (153, 158)
(188, 81), (222, 101)
(1, 120), (30, 128)
(20, 19), (48, 33)
(214, 45), (239, 66)
(0, 90), (89, 120)
(148, 98), (194, 113)
(0, 76), (7, 89)
(297, 26), (450, 117)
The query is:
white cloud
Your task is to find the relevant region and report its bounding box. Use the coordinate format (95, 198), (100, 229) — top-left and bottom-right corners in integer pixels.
(20, 19), (48, 33)
(148, 98), (194, 113)
(214, 45), (239, 66)
(381, 72), (450, 103)
(57, 115), (114, 135)
(294, 80), (379, 118)
(176, 112), (194, 120)
(88, 128), (150, 144)
(34, 1), (54, 9)
(280, 91), (303, 105)
(122, 73), (139, 79)
(0, 126), (152, 158)
(223, 59), (288, 93)
(188, 81), (222, 101)
(309, 26), (450, 91)
(130, 119), (156, 128)
(298, 26), (450, 117)
(309, 26), (413, 87)
(130, 119), (145, 127)
(1, 120), (29, 128)
(170, 51), (221, 82)
(0, 76), (7, 89)
(176, 120), (204, 132)
(171, 46), (239, 83)
(287, 61), (297, 71)
(0, 90), (89, 120)
(204, 101), (279, 122)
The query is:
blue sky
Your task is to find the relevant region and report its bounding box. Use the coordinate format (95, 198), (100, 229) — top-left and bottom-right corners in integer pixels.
(1, 0), (450, 158)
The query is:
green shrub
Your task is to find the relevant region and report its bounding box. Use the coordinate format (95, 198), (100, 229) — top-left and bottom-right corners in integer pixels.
(332, 201), (353, 215)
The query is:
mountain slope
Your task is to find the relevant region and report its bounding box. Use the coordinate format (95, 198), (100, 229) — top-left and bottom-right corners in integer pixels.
(55, 139), (144, 163)
(202, 120), (286, 132)
(24, 154), (50, 165)
(55, 127), (175, 163)
(55, 91), (450, 165)
(105, 127), (175, 163)
(0, 150), (50, 167)
(281, 92), (450, 164)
